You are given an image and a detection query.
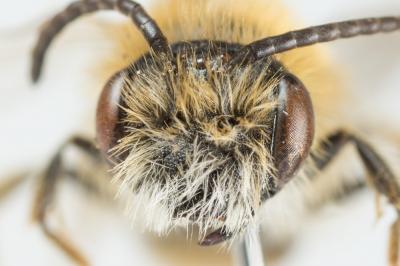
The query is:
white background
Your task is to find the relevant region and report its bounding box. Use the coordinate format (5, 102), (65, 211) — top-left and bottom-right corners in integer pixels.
(1, 0), (400, 265)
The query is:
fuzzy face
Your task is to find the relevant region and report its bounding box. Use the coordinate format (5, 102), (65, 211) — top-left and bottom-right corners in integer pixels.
(99, 41), (284, 239)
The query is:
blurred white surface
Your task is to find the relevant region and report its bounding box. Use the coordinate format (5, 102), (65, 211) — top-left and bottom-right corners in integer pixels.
(1, 0), (400, 265)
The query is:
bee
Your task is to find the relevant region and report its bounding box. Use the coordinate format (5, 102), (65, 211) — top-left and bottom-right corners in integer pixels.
(1, 0), (400, 265)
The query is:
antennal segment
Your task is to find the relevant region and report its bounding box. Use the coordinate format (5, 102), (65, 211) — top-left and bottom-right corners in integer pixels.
(230, 16), (400, 66)
(32, 0), (170, 82)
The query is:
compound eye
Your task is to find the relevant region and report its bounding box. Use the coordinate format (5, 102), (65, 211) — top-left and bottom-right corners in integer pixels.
(272, 73), (315, 187)
(96, 71), (126, 158)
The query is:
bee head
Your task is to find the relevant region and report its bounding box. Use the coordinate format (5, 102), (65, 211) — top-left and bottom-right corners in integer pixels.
(96, 41), (314, 242)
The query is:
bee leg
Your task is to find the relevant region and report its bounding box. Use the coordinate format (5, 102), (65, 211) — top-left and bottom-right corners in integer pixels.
(0, 172), (27, 201)
(313, 130), (400, 266)
(389, 217), (400, 266)
(32, 136), (101, 266)
(312, 131), (400, 205)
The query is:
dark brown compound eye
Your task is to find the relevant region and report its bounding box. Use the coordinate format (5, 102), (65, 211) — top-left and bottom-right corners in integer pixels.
(96, 71), (126, 159)
(272, 73), (315, 188)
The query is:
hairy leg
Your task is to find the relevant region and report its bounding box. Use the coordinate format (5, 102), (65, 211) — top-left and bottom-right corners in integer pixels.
(312, 130), (400, 266)
(31, 136), (104, 266)
(0, 172), (28, 201)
